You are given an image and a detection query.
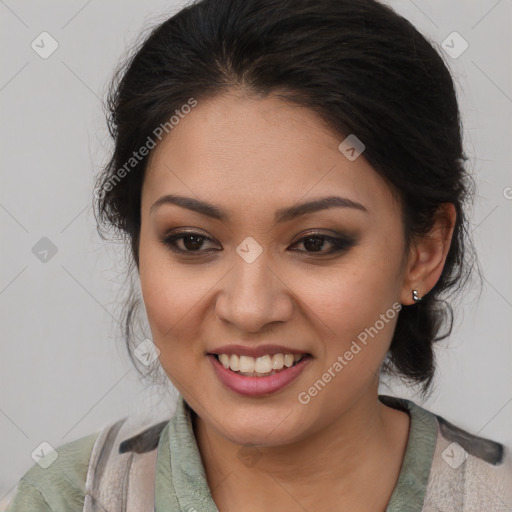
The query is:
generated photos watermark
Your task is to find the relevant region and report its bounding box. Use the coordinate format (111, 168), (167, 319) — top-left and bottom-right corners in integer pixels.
(297, 302), (402, 405)
(95, 98), (198, 200)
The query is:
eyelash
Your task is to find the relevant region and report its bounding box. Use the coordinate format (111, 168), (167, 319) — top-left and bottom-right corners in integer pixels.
(160, 231), (356, 257)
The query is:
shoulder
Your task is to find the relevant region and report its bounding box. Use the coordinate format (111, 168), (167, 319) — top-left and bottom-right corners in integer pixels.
(425, 410), (512, 510)
(5, 415), (171, 512)
(6, 430), (100, 512)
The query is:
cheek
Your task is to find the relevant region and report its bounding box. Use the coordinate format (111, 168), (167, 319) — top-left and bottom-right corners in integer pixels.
(138, 237), (192, 345)
(141, 267), (191, 332)
(295, 250), (400, 328)
(299, 275), (398, 354)
(139, 263), (204, 388)
(291, 243), (403, 370)
(138, 240), (218, 367)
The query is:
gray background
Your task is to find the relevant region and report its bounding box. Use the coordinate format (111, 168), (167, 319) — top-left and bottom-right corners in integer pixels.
(1, 0), (511, 507)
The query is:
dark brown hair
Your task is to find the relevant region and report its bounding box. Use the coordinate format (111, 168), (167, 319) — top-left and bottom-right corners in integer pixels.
(94, 0), (481, 393)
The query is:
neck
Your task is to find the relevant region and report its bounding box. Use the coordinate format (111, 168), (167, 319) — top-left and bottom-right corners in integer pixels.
(193, 391), (410, 512)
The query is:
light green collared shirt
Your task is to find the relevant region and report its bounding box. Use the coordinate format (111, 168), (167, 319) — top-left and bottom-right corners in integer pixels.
(6, 395), (512, 511)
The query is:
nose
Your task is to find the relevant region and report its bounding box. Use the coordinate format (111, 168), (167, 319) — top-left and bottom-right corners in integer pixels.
(214, 251), (294, 333)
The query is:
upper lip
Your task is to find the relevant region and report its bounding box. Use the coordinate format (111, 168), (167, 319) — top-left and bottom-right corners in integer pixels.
(208, 344), (310, 358)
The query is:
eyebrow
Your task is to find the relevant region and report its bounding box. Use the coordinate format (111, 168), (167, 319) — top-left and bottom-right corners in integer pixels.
(150, 194), (368, 224)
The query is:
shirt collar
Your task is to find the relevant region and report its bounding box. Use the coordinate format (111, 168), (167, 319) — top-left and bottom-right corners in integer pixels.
(155, 394), (437, 512)
(155, 395), (219, 512)
(380, 394), (438, 511)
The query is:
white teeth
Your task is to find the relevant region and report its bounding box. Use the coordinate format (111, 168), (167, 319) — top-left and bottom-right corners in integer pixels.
(254, 355), (272, 373)
(284, 354), (294, 368)
(229, 354), (239, 371)
(216, 352), (305, 374)
(272, 353), (284, 369)
(219, 353), (230, 369)
(239, 355), (255, 373)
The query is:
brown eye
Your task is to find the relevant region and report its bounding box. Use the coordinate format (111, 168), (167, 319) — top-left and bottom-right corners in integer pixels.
(160, 230), (357, 257)
(290, 232), (357, 254)
(161, 232), (219, 253)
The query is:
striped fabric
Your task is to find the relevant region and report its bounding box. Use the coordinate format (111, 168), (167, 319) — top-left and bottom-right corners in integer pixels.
(5, 395), (512, 511)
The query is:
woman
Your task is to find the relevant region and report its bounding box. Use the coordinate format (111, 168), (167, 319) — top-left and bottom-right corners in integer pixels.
(6, 0), (512, 510)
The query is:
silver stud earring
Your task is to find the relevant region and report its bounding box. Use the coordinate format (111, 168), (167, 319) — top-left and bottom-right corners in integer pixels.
(412, 289), (422, 302)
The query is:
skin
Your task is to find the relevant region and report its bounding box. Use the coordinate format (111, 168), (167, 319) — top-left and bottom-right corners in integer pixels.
(138, 89), (456, 511)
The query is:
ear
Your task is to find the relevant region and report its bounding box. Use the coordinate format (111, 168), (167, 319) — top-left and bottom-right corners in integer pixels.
(400, 202), (457, 305)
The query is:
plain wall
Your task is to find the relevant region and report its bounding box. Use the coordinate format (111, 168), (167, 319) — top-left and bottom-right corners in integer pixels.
(1, 0), (511, 507)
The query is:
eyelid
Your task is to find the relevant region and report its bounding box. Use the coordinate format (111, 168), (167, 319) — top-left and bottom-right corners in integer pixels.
(292, 228), (352, 242)
(290, 232), (357, 253)
(160, 230), (220, 252)
(160, 229), (357, 256)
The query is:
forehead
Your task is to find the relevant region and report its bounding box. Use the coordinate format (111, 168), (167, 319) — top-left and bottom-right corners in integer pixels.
(143, 91), (400, 220)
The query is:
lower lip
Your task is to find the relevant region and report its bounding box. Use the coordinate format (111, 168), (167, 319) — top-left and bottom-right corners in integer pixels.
(208, 354), (311, 397)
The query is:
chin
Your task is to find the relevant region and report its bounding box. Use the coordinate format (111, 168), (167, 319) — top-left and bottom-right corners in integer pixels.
(209, 403), (307, 447)
(224, 424), (299, 448)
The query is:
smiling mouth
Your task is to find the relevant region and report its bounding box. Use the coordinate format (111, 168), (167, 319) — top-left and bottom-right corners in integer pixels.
(211, 353), (310, 377)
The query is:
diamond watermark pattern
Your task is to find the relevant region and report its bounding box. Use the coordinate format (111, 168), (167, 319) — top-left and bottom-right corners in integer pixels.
(441, 442), (468, 469)
(441, 32), (469, 59)
(338, 134), (365, 161)
(237, 446), (262, 467)
(134, 338), (161, 366)
(236, 236), (263, 264)
(31, 32), (59, 59)
(32, 237), (58, 263)
(31, 441), (59, 469)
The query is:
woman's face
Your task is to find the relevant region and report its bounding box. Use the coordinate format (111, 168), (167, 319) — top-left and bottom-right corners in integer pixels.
(139, 91), (412, 446)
